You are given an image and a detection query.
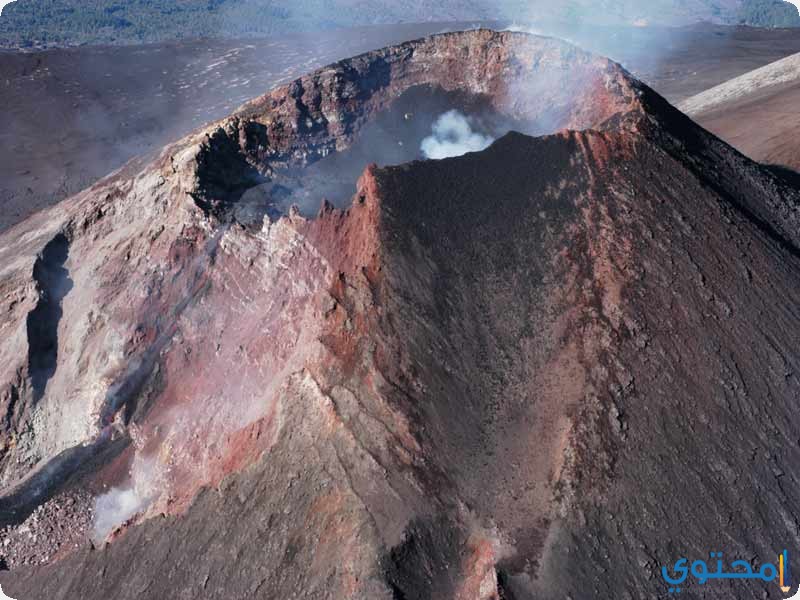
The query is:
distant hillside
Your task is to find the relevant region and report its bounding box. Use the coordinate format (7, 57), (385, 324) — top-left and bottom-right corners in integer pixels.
(680, 51), (800, 171)
(739, 0), (800, 26)
(0, 0), (798, 48)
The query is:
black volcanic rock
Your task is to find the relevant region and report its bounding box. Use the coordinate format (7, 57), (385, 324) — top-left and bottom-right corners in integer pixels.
(0, 29), (799, 600)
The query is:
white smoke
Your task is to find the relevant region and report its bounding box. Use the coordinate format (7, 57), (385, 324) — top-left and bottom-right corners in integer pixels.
(92, 487), (147, 543)
(92, 454), (161, 544)
(420, 110), (494, 160)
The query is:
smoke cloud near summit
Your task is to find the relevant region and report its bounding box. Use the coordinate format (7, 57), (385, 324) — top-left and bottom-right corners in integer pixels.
(420, 110), (495, 159)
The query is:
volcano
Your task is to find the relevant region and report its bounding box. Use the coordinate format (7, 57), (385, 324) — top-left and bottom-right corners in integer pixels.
(1, 29), (799, 599)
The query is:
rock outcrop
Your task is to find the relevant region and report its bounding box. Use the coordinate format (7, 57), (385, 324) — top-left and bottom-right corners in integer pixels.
(1, 29), (799, 599)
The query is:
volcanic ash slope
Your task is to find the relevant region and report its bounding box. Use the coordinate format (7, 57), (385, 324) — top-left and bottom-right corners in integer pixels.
(680, 51), (800, 171)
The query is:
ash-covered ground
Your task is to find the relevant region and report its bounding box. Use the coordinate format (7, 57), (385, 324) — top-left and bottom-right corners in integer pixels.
(681, 50), (800, 172)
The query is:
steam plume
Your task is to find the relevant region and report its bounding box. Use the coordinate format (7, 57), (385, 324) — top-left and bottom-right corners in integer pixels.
(92, 454), (161, 543)
(92, 487), (146, 543)
(420, 110), (494, 159)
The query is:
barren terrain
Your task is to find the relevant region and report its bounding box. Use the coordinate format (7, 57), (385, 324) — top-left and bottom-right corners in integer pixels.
(0, 29), (799, 599)
(682, 50), (800, 170)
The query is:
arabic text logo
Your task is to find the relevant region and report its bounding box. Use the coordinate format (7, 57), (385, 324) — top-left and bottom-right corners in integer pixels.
(662, 549), (793, 595)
